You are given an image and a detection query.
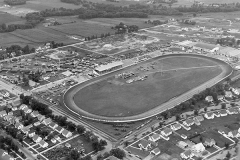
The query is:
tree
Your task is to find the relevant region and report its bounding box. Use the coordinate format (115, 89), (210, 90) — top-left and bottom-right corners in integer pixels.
(194, 110), (199, 115)
(226, 151), (231, 158)
(110, 148), (126, 159)
(193, 13), (197, 17)
(69, 149), (80, 160)
(225, 143), (230, 149)
(221, 103), (226, 109)
(204, 107), (207, 112)
(76, 125), (85, 134)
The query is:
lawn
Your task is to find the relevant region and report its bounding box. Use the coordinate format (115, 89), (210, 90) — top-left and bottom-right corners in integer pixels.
(73, 56), (222, 117)
(202, 130), (234, 148)
(126, 146), (149, 158)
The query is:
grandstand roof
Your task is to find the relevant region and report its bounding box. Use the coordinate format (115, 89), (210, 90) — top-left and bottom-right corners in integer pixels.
(95, 61), (123, 72)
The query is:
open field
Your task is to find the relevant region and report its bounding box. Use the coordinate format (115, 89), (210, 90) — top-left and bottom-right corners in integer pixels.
(72, 56), (222, 117)
(0, 12), (25, 24)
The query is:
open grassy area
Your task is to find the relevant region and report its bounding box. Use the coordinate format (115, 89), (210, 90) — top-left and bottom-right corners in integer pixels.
(73, 56), (221, 117)
(0, 12), (25, 24)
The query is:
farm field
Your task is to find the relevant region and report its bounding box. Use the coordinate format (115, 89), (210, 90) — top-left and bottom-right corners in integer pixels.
(73, 56), (222, 117)
(48, 22), (115, 37)
(0, 12), (25, 24)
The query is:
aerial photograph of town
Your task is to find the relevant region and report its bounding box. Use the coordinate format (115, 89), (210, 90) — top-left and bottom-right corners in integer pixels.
(1, 0), (240, 160)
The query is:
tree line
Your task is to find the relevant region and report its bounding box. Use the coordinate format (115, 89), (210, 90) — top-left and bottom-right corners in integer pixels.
(0, 45), (35, 60)
(4, 0), (27, 5)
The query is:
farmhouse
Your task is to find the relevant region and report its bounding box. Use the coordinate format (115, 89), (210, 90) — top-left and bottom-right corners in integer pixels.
(95, 61), (123, 74)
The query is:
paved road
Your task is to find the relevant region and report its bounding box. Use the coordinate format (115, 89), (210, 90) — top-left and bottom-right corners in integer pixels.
(63, 54), (233, 122)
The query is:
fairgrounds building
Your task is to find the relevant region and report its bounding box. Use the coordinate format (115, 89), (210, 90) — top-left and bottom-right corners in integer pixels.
(95, 61), (123, 74)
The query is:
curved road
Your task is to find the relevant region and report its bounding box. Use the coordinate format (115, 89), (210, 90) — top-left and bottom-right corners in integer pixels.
(63, 54), (233, 122)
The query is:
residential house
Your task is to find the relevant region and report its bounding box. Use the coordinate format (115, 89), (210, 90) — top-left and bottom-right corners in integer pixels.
(227, 108), (237, 114)
(62, 129), (72, 138)
(54, 135), (61, 142)
(42, 118), (51, 125)
(149, 133), (161, 142)
(171, 123), (181, 131)
(7, 112), (13, 116)
(161, 127), (172, 137)
(23, 107), (29, 114)
(37, 114), (45, 122)
(25, 108), (32, 114)
(225, 91), (233, 99)
(204, 138), (216, 147)
(21, 127), (30, 135)
(218, 128), (231, 135)
(11, 107), (18, 111)
(34, 121), (41, 126)
(48, 122), (58, 130)
(19, 104), (28, 110)
(217, 95), (224, 101)
(178, 141), (188, 149)
(39, 140), (48, 148)
(191, 143), (205, 153)
(205, 96), (213, 102)
(32, 135), (42, 143)
(204, 112), (214, 119)
(183, 119), (194, 127)
(31, 111), (39, 117)
(138, 140), (151, 150)
(231, 88), (239, 95)
(4, 115), (13, 122)
(55, 126), (64, 134)
(15, 122), (23, 130)
(181, 134), (187, 139)
(150, 148), (161, 155)
(194, 119), (201, 126)
(0, 110), (7, 117)
(214, 111), (220, 117)
(28, 130), (35, 138)
(228, 130), (240, 138)
(194, 115), (204, 122)
(0, 149), (14, 160)
(181, 150), (194, 159)
(220, 110), (228, 117)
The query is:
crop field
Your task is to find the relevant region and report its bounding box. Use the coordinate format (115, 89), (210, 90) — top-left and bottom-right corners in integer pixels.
(73, 56), (222, 117)
(0, 12), (24, 24)
(48, 22), (115, 37)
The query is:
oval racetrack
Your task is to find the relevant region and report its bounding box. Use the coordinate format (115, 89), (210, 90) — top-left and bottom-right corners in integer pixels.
(63, 54), (233, 122)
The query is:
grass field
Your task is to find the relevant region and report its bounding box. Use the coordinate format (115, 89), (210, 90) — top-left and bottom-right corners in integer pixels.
(73, 56), (222, 117)
(0, 12), (25, 24)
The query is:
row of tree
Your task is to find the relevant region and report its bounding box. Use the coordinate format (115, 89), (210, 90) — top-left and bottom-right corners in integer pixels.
(97, 148), (126, 160)
(0, 45), (35, 60)
(4, 0), (27, 5)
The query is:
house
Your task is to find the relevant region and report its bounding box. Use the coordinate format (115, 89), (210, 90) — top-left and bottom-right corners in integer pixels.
(178, 141), (188, 149)
(191, 143), (205, 153)
(15, 122), (23, 130)
(21, 127), (30, 134)
(204, 138), (216, 147)
(227, 108), (237, 114)
(231, 88), (239, 95)
(150, 133), (161, 142)
(7, 112), (13, 116)
(194, 119), (201, 126)
(31, 111), (39, 117)
(138, 140), (151, 150)
(205, 96), (213, 102)
(225, 91), (233, 98)
(48, 122), (58, 130)
(181, 134), (187, 139)
(171, 123), (181, 131)
(28, 130), (35, 138)
(218, 128), (231, 135)
(204, 112), (214, 119)
(161, 127), (172, 137)
(183, 119), (194, 127)
(62, 129), (72, 138)
(228, 130), (240, 138)
(220, 110), (228, 117)
(0, 149), (14, 160)
(42, 118), (51, 125)
(214, 111), (220, 117)
(25, 108), (32, 114)
(217, 95), (224, 101)
(37, 114), (45, 122)
(54, 135), (61, 142)
(181, 150), (194, 159)
(23, 107), (29, 113)
(194, 115), (204, 122)
(34, 121), (41, 126)
(4, 115), (13, 122)
(150, 148), (161, 155)
(0, 110), (7, 117)
(19, 104), (28, 110)
(55, 126), (64, 133)
(39, 140), (48, 148)
(32, 135), (42, 143)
